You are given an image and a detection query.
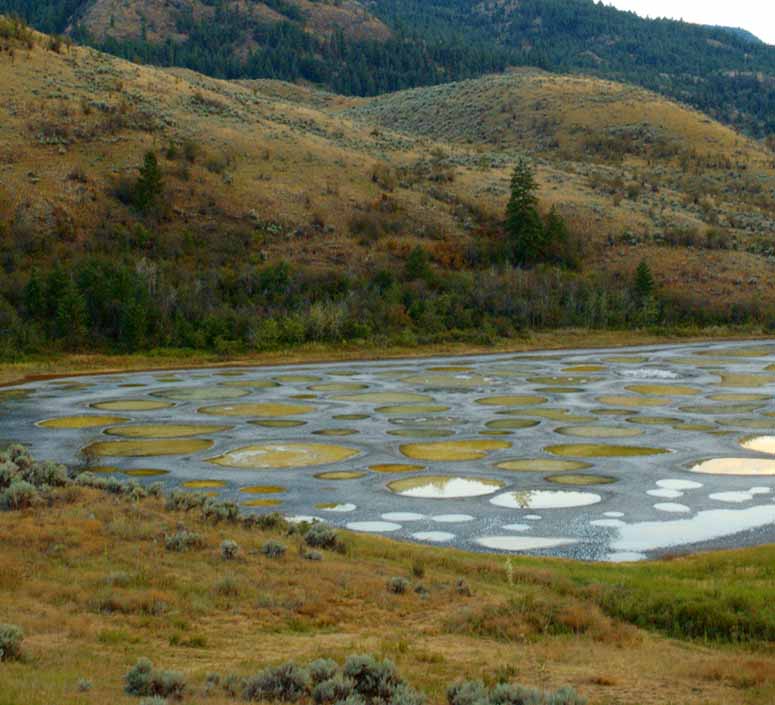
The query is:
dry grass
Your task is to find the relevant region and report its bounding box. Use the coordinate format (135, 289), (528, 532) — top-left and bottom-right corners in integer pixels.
(1, 488), (774, 705)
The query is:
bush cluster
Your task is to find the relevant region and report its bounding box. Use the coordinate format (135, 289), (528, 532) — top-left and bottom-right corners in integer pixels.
(0, 444), (68, 510)
(241, 655), (424, 705)
(303, 523), (341, 551)
(0, 623), (23, 662)
(261, 540), (286, 559)
(447, 680), (586, 705)
(164, 530), (203, 552)
(125, 658), (185, 699)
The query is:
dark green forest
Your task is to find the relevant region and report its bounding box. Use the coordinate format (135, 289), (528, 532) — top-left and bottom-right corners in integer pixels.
(1, 0), (773, 135)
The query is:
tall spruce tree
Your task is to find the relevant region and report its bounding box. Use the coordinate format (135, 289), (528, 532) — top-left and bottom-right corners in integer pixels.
(506, 159), (544, 266)
(133, 151), (164, 214)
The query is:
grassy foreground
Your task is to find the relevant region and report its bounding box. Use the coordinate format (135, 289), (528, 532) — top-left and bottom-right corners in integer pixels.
(1, 486), (774, 705)
(0, 327), (767, 387)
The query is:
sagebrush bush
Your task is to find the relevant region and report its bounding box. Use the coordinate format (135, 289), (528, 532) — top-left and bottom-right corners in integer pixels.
(221, 539), (239, 560)
(448, 680), (586, 705)
(343, 655), (400, 700)
(387, 577), (409, 595)
(313, 674), (355, 704)
(304, 523), (339, 550)
(0, 623), (23, 661)
(261, 540), (286, 559)
(243, 663), (310, 701)
(214, 575), (240, 597)
(125, 658), (185, 699)
(164, 530), (203, 552)
(309, 658), (339, 685)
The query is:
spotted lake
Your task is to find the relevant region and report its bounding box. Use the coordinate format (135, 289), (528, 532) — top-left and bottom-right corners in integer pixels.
(3, 342), (775, 561)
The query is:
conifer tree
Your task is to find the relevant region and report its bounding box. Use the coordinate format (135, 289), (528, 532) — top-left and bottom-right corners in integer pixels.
(633, 259), (655, 306)
(505, 159), (544, 266)
(133, 151), (164, 214)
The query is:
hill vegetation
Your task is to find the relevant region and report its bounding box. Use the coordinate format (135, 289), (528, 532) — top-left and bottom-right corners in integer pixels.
(2, 0), (774, 137)
(1, 21), (775, 357)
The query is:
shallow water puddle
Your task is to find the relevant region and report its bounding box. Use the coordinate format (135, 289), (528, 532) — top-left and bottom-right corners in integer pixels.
(240, 485), (286, 494)
(411, 531), (455, 542)
(402, 373), (489, 388)
(335, 392), (433, 404)
(209, 443), (360, 469)
(387, 428), (454, 438)
(499, 408), (596, 423)
(314, 429), (359, 437)
(86, 438), (213, 457)
(250, 419), (307, 428)
(717, 373), (775, 388)
(485, 419), (540, 431)
(316, 502), (356, 512)
(625, 384), (699, 396)
(388, 476), (505, 498)
(475, 536), (578, 551)
(243, 499), (282, 507)
(690, 458), (775, 476)
(653, 502), (691, 513)
(400, 439), (510, 461)
(346, 521), (401, 533)
(123, 469), (169, 477)
(382, 512), (426, 521)
(309, 382), (368, 392)
(610, 506), (775, 552)
(546, 443), (670, 458)
(597, 395), (670, 407)
(221, 379), (278, 389)
(739, 436), (775, 454)
(708, 392), (770, 402)
(273, 375), (322, 383)
(490, 490), (602, 509)
(38, 415), (129, 429)
(626, 416), (683, 426)
(183, 480), (226, 489)
(199, 403), (315, 417)
(377, 404), (450, 415)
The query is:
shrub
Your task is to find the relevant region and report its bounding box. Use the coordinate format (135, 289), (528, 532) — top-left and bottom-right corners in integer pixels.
(313, 674), (354, 704)
(125, 658), (186, 699)
(304, 523), (338, 550)
(221, 539), (239, 560)
(448, 680), (585, 705)
(309, 659), (339, 685)
(387, 577), (409, 595)
(164, 530), (203, 552)
(139, 698), (168, 705)
(0, 623), (23, 661)
(261, 540), (286, 559)
(304, 550), (323, 561)
(0, 480), (38, 510)
(343, 655), (399, 700)
(243, 663), (310, 701)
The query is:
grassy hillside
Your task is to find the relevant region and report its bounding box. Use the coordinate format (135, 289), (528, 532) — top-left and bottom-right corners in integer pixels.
(1, 455), (775, 705)
(1, 21), (775, 357)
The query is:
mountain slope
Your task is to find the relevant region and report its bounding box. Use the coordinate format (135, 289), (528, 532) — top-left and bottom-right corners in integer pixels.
(3, 0), (774, 136)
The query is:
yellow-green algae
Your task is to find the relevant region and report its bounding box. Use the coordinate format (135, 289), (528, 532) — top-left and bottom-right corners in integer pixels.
(272, 375), (322, 383)
(626, 384), (700, 396)
(546, 443), (670, 458)
(309, 382), (369, 392)
(369, 463), (426, 474)
(86, 439), (214, 457)
(499, 408), (596, 423)
(597, 395), (670, 408)
(555, 425), (642, 439)
(334, 392), (433, 404)
(153, 386), (250, 401)
(104, 423), (231, 438)
(376, 404), (450, 415)
(314, 471), (367, 480)
(334, 414), (370, 421)
(313, 429), (359, 437)
(485, 419), (540, 431)
(626, 416), (683, 426)
(496, 459), (592, 472)
(199, 402), (315, 417)
(475, 395), (547, 407)
(222, 380), (279, 389)
(38, 415), (129, 429)
(387, 428), (454, 438)
(242, 499), (282, 507)
(182, 480), (226, 489)
(92, 400), (174, 412)
(708, 392), (770, 402)
(250, 419), (307, 428)
(545, 474), (617, 485)
(208, 442), (359, 469)
(400, 439), (510, 461)
(528, 376), (598, 386)
(122, 469), (170, 477)
(239, 485), (285, 494)
(562, 365), (606, 373)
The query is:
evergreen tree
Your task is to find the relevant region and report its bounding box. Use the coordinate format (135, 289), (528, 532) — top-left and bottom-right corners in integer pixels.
(505, 159), (544, 266)
(633, 259), (655, 306)
(133, 151), (164, 214)
(54, 279), (87, 345)
(23, 269), (46, 320)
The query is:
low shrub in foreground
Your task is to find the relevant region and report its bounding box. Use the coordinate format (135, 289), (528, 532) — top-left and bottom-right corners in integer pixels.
(261, 540), (286, 559)
(164, 530), (203, 552)
(125, 658), (185, 699)
(0, 623), (23, 661)
(448, 680), (586, 705)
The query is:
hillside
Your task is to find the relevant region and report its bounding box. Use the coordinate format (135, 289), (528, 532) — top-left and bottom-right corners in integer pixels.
(2, 0), (775, 137)
(1, 20), (775, 355)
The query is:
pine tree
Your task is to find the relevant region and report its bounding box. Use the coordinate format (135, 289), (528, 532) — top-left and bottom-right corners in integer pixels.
(633, 259), (655, 306)
(23, 269), (46, 320)
(133, 151), (164, 214)
(54, 279), (87, 346)
(505, 159), (544, 266)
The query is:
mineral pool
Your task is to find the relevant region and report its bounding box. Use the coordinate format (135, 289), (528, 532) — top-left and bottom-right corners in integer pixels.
(4, 341), (775, 561)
